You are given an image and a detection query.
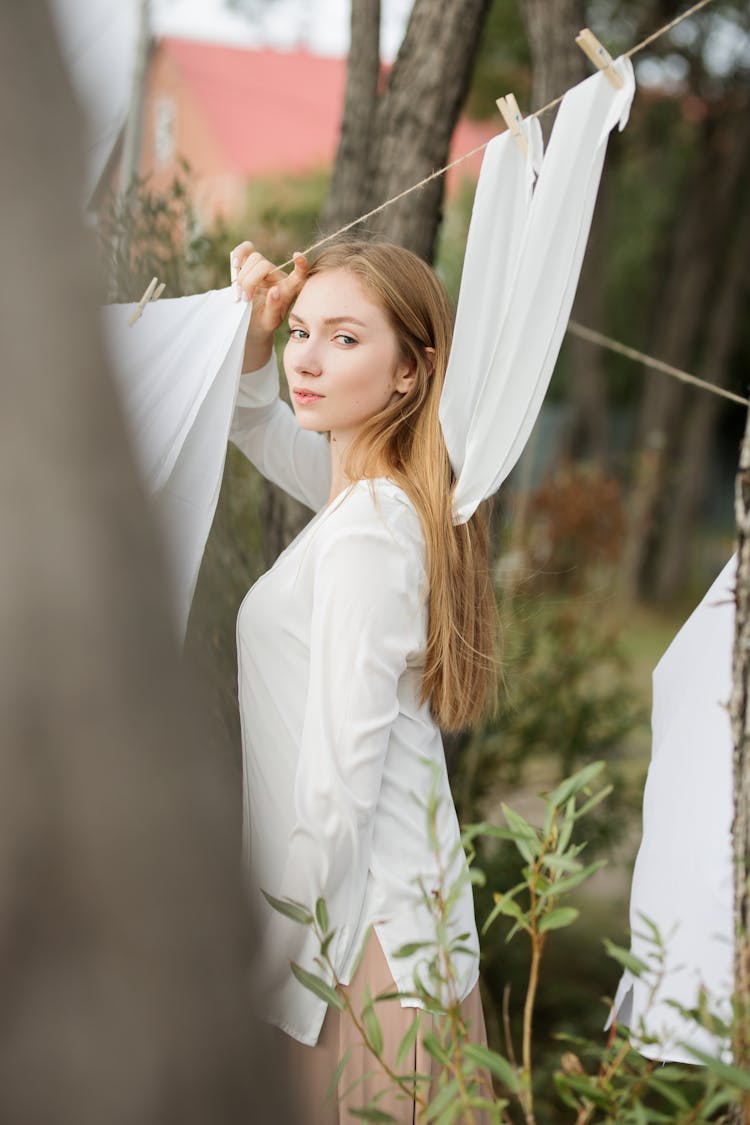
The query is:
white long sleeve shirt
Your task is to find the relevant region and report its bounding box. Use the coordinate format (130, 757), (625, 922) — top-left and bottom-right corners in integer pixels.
(229, 355), (480, 1045)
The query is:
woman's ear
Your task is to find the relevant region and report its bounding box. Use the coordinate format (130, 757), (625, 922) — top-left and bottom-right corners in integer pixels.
(393, 347), (435, 395)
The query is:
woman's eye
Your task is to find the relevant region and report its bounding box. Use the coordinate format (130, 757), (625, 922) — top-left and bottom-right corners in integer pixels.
(335, 333), (357, 346)
(289, 327), (308, 340)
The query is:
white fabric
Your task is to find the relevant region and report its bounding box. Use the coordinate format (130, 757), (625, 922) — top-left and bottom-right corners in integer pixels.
(612, 557), (735, 1062)
(231, 365), (479, 1045)
(442, 58), (635, 524)
(103, 288), (250, 636)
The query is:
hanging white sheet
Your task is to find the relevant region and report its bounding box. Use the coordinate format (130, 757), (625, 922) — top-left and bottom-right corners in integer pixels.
(611, 557), (735, 1063)
(102, 288), (250, 638)
(441, 58), (635, 524)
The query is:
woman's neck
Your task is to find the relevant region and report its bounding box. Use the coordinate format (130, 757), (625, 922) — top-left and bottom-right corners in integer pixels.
(327, 430), (391, 505)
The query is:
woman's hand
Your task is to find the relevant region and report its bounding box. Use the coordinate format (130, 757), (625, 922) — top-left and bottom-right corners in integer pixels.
(231, 242), (309, 372)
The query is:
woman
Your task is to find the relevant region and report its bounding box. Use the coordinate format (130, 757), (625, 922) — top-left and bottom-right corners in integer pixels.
(229, 239), (497, 1122)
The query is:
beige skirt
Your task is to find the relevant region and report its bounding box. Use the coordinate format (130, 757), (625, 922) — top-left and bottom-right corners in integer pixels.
(276, 929), (493, 1124)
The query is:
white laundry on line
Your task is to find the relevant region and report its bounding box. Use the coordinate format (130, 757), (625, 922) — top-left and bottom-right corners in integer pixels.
(102, 288), (251, 638)
(611, 556), (735, 1063)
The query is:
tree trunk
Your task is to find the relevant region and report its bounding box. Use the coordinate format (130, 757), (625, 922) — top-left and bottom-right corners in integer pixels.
(560, 167), (616, 465)
(730, 410), (750, 1120)
(654, 181), (750, 601)
(321, 0), (492, 264)
(618, 110), (745, 601)
(0, 6), (292, 1122)
(519, 0), (586, 143)
(320, 0), (382, 234)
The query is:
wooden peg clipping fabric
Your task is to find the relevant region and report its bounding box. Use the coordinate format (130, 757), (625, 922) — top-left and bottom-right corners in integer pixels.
(496, 93), (528, 157)
(128, 276), (160, 327)
(575, 28), (624, 89)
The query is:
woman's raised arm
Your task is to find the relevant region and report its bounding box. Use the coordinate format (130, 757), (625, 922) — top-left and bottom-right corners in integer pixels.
(229, 243), (331, 511)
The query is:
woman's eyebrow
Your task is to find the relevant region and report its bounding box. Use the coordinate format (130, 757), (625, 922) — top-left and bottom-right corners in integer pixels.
(288, 312), (367, 328)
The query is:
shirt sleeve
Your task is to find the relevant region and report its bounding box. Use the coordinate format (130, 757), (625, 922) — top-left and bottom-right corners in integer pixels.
(263, 498), (425, 1033)
(228, 352), (331, 511)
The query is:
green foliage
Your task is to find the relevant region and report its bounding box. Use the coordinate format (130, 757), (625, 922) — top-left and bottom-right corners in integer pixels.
(454, 595), (644, 831)
(96, 159), (215, 302)
(267, 764), (743, 1123)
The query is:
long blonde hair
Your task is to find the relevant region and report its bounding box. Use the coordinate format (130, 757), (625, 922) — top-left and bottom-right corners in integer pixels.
(308, 241), (499, 732)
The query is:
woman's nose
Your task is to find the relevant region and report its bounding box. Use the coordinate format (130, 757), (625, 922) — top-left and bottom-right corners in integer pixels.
(293, 340), (322, 376)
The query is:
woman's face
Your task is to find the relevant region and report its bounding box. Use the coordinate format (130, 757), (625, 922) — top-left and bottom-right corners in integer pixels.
(283, 268), (414, 443)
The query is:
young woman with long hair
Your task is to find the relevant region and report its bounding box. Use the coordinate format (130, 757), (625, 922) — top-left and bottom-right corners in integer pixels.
(230, 238), (498, 1122)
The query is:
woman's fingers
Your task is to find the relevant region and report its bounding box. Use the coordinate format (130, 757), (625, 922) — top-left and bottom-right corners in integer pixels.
(231, 244), (310, 332)
(277, 252), (309, 304)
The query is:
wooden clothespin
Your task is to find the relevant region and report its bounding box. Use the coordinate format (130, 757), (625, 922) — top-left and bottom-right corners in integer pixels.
(496, 93), (528, 158)
(575, 28), (624, 89)
(128, 276), (164, 326)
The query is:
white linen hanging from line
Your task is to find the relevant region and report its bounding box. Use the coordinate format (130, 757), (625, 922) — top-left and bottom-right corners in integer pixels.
(442, 58), (635, 525)
(611, 556), (735, 1063)
(102, 288), (251, 638)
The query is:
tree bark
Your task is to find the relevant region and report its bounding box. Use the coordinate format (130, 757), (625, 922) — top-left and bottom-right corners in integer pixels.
(0, 6), (293, 1122)
(519, 0), (587, 143)
(654, 182), (750, 601)
(730, 410), (750, 1119)
(618, 109), (746, 601)
(320, 0), (382, 234)
(321, 0), (492, 264)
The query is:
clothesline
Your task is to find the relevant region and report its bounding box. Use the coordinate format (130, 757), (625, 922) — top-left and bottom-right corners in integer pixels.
(566, 321), (749, 408)
(277, 0), (718, 270)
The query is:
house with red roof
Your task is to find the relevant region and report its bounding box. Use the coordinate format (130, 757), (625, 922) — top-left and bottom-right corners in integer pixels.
(95, 37), (498, 226)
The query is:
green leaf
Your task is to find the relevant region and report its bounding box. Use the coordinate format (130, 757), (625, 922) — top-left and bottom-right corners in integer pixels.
(362, 988), (384, 1056)
(547, 761), (605, 810)
(392, 941), (433, 959)
(539, 907), (579, 933)
(573, 783), (614, 821)
(315, 897), (329, 933)
(290, 962), (345, 1011)
(421, 1077), (461, 1122)
(462, 1042), (520, 1091)
(501, 804), (540, 864)
(543, 860), (607, 898)
(647, 1077), (690, 1110)
(422, 1031), (451, 1067)
(481, 890), (529, 936)
(261, 889), (314, 926)
(603, 939), (650, 978)
(324, 1046), (351, 1100)
(679, 1046), (750, 1092)
(395, 1013), (422, 1069)
(349, 1108), (398, 1122)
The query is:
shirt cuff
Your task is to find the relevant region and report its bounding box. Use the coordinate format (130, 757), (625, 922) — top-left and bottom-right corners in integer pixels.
(236, 352), (280, 408)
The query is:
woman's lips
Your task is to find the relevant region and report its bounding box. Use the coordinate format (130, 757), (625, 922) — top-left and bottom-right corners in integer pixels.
(293, 389), (324, 404)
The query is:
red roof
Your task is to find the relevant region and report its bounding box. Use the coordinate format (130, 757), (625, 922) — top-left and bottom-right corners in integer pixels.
(161, 38), (497, 184)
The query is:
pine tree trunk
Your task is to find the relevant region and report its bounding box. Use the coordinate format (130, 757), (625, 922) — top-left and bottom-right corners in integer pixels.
(730, 410), (750, 1119)
(654, 190), (750, 601)
(618, 112), (741, 601)
(653, 112), (750, 600)
(519, 0), (586, 142)
(321, 0), (492, 264)
(320, 0), (382, 234)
